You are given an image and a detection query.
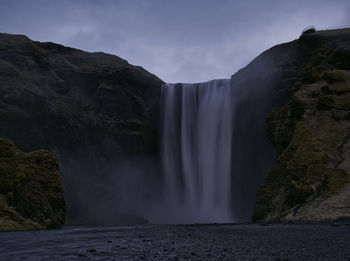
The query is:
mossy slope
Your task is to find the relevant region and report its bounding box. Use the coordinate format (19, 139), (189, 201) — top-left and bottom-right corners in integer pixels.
(0, 138), (65, 231)
(253, 68), (350, 222)
(229, 28), (350, 221)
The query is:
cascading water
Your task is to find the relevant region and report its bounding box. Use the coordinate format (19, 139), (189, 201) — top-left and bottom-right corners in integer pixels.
(160, 79), (233, 223)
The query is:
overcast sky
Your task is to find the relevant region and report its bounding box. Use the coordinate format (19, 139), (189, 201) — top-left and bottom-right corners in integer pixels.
(0, 0), (349, 83)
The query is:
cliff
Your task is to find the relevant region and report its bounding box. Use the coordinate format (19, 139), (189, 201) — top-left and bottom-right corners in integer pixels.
(0, 33), (163, 224)
(1, 27), (349, 225)
(251, 28), (350, 222)
(0, 138), (65, 231)
(228, 27), (330, 220)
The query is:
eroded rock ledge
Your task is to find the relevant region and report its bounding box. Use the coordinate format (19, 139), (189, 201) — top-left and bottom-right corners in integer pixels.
(0, 138), (65, 231)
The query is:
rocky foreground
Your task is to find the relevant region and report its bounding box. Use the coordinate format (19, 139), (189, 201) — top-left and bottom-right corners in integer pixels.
(0, 224), (349, 260)
(0, 138), (65, 231)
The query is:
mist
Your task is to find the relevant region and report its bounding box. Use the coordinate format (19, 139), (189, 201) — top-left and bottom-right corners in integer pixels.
(60, 153), (162, 225)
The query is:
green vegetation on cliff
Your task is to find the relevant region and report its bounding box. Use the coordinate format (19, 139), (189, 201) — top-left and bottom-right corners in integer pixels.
(0, 138), (65, 231)
(253, 29), (350, 222)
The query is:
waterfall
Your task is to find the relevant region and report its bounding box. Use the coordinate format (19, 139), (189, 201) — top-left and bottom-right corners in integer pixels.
(160, 79), (233, 223)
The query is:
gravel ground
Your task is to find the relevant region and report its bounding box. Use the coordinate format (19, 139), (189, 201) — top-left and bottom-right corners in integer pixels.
(0, 224), (349, 260)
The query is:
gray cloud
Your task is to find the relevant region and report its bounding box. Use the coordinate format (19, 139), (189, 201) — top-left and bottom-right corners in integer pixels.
(0, 0), (349, 83)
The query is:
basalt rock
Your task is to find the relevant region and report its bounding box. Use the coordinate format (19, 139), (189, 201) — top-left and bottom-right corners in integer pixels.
(0, 138), (65, 231)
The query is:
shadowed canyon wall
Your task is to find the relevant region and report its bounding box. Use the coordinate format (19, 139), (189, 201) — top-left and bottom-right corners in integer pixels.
(1, 28), (349, 225)
(0, 33), (163, 224)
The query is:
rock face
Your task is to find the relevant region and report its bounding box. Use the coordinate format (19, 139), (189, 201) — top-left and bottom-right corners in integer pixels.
(0, 33), (163, 224)
(228, 27), (337, 220)
(252, 29), (350, 222)
(0, 138), (65, 231)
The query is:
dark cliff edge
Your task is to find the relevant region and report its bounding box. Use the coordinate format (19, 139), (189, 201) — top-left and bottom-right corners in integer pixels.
(244, 28), (350, 223)
(0, 138), (65, 231)
(0, 33), (164, 225)
(229, 30), (310, 221)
